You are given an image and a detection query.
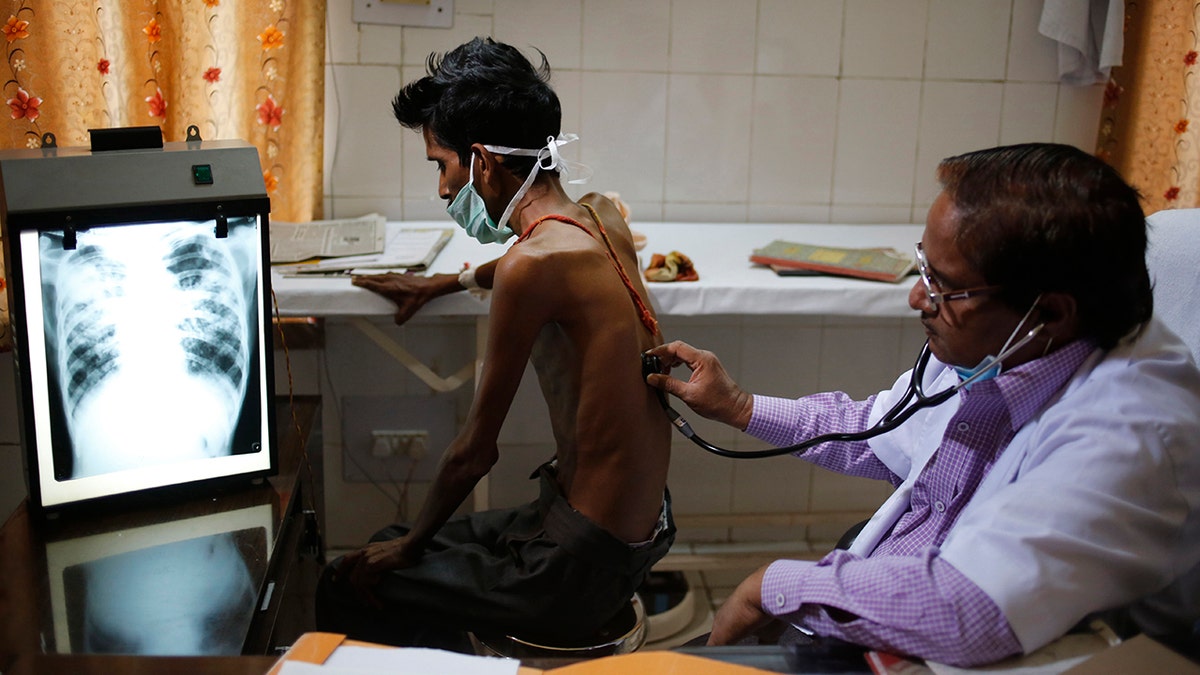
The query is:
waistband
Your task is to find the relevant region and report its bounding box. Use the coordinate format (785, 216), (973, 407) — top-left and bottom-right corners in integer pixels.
(534, 462), (675, 575)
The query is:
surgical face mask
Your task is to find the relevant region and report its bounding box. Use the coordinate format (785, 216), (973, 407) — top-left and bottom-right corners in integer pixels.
(446, 161), (514, 244)
(952, 358), (1002, 389)
(952, 295), (1045, 390)
(447, 134), (592, 245)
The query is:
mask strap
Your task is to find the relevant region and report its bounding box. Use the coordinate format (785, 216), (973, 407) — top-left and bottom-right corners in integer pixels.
(482, 134), (593, 230)
(484, 134), (593, 184)
(493, 156), (540, 231)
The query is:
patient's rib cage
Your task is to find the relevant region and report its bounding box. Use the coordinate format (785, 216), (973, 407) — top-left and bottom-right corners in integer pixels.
(40, 220), (259, 478)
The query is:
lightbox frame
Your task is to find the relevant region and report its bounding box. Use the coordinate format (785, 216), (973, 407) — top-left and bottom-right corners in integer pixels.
(0, 139), (278, 515)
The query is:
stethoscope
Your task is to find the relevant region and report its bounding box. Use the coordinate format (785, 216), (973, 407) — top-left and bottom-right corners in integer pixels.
(647, 319), (1046, 460)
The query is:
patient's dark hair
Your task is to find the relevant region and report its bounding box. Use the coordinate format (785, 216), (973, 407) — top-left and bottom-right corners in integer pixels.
(391, 37), (560, 178)
(938, 143), (1151, 349)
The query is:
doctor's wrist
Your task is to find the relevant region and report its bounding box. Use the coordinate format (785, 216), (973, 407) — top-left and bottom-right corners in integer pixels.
(732, 390), (754, 431)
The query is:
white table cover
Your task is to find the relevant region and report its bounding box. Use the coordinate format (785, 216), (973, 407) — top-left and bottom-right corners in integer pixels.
(271, 221), (925, 319)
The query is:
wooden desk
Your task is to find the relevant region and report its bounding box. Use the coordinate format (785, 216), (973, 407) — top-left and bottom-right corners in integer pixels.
(0, 396), (321, 665)
(2, 654), (279, 675)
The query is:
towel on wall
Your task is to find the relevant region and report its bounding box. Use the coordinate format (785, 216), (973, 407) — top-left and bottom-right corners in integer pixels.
(1039, 0), (1125, 85)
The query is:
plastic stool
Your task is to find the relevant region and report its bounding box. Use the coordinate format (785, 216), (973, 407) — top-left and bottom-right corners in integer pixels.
(640, 570), (696, 644)
(471, 594), (646, 660)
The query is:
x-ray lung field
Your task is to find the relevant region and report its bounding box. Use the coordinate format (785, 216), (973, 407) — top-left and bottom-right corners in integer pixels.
(36, 218), (263, 480)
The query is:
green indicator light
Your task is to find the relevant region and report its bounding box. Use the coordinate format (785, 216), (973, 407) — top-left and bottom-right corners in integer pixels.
(192, 164), (213, 185)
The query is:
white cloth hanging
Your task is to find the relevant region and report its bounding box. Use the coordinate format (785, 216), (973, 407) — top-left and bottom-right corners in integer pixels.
(1039, 0), (1125, 85)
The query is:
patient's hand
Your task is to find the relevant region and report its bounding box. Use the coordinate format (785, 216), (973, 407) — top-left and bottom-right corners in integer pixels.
(339, 537), (422, 607)
(352, 272), (440, 326)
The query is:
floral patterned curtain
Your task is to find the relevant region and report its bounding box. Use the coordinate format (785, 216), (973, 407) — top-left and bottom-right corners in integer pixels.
(1097, 0), (1200, 213)
(0, 0), (325, 351)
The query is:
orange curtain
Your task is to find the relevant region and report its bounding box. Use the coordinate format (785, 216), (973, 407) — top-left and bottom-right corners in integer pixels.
(1097, 0), (1200, 212)
(0, 0), (325, 351)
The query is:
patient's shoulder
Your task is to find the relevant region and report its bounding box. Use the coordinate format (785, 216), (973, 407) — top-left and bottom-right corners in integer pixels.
(579, 192), (631, 232)
(493, 235), (576, 287)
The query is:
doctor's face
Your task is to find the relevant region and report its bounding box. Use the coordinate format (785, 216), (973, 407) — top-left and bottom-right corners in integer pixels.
(909, 191), (1028, 368)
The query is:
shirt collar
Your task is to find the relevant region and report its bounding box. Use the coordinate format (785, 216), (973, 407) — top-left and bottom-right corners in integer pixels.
(971, 338), (1097, 431)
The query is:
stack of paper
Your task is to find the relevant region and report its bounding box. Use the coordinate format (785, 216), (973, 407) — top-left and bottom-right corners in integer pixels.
(271, 214), (453, 275)
(271, 632), (778, 674)
(270, 213), (388, 264)
(279, 645), (520, 675)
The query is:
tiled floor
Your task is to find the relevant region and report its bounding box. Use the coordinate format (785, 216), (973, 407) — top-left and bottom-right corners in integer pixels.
(642, 540), (830, 650)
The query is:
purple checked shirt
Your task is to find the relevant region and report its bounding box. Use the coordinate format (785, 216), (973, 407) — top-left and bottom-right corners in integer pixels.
(745, 339), (1095, 666)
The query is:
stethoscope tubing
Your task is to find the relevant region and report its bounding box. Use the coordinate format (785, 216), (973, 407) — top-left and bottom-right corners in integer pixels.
(662, 325), (1043, 459)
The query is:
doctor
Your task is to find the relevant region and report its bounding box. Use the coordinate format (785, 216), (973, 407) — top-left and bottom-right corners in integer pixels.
(646, 143), (1200, 667)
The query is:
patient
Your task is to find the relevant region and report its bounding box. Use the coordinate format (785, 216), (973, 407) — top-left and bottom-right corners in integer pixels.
(315, 37), (675, 651)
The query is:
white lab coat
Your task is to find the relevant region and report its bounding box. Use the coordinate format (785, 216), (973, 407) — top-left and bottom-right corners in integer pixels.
(853, 317), (1200, 654)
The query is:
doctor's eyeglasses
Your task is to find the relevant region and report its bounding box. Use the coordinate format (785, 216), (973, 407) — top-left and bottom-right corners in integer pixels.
(913, 242), (1002, 309)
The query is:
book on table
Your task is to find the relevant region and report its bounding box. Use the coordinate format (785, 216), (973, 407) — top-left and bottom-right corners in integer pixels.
(750, 240), (916, 283)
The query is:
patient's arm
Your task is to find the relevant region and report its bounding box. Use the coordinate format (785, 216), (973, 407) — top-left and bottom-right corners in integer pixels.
(341, 251), (542, 603)
(352, 258), (498, 325)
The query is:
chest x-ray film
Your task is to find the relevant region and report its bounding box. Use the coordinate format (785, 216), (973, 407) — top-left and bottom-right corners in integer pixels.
(0, 134), (276, 510)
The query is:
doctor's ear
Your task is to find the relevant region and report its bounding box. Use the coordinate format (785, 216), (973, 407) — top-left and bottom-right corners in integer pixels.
(1035, 292), (1079, 339)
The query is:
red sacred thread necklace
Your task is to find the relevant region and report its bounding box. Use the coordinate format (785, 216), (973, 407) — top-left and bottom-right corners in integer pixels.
(515, 206), (659, 337)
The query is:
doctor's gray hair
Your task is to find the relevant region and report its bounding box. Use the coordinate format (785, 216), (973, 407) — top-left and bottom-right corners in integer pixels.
(937, 143), (1151, 349)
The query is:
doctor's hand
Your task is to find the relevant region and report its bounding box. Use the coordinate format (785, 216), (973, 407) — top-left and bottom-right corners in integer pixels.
(644, 341), (754, 430)
(708, 564), (774, 646)
(337, 536), (422, 608)
(352, 272), (446, 326)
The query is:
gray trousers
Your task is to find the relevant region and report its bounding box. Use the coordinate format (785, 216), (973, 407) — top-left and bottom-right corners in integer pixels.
(315, 462), (675, 650)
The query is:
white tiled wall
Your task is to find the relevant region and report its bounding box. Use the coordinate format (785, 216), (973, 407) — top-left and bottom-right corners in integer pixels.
(323, 0), (1104, 224)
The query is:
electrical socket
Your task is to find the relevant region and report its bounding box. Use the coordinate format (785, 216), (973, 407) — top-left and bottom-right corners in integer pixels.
(342, 395), (455, 484)
(406, 433), (428, 460)
(371, 430), (429, 460)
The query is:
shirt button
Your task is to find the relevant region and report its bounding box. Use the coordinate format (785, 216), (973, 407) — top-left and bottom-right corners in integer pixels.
(776, 593), (787, 608)
(934, 500), (946, 513)
(956, 422), (970, 432)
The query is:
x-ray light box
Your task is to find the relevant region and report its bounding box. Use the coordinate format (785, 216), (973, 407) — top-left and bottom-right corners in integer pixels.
(0, 128), (277, 513)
